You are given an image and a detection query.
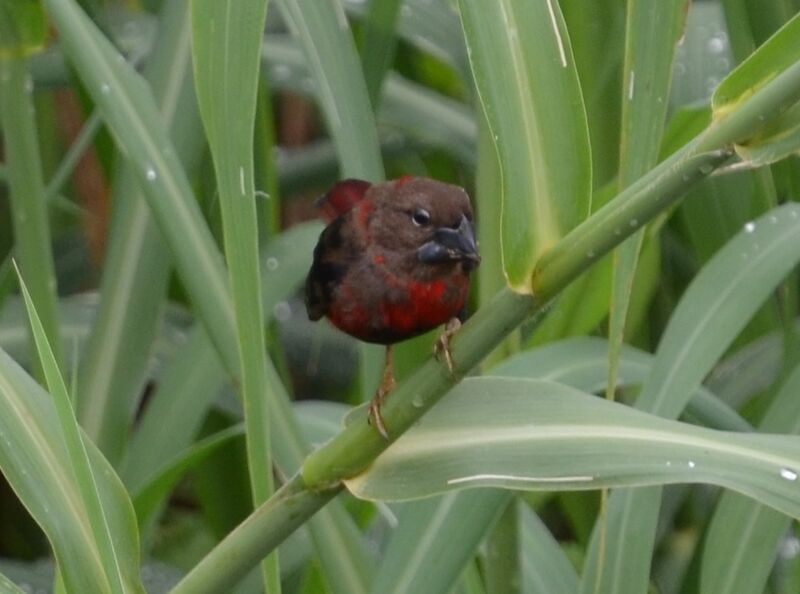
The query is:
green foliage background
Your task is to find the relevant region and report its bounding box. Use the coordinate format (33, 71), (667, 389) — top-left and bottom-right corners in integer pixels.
(1, 0), (800, 593)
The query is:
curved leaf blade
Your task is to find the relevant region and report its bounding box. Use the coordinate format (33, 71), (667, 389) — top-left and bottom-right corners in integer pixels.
(458, 0), (591, 292)
(345, 378), (800, 519)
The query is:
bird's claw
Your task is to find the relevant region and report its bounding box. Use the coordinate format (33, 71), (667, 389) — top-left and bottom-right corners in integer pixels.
(368, 388), (390, 439)
(368, 345), (395, 439)
(434, 317), (462, 376)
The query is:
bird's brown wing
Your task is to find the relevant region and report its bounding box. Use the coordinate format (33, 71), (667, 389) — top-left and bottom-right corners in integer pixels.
(305, 215), (362, 320)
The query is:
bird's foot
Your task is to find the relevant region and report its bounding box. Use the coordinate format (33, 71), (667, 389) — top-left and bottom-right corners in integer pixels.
(368, 346), (396, 439)
(368, 385), (392, 439)
(434, 317), (462, 377)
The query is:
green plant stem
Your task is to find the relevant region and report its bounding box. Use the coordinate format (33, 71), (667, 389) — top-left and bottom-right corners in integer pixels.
(171, 52), (800, 594)
(170, 476), (336, 594)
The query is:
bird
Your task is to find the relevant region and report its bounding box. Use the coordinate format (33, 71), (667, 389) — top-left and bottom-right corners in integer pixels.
(305, 176), (480, 437)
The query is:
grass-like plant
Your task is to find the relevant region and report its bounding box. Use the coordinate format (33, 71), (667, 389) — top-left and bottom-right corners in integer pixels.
(2, 0), (800, 593)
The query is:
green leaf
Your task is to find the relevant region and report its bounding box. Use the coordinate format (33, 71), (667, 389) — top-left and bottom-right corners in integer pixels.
(360, 0), (402, 107)
(458, 0), (591, 292)
(0, 0), (46, 56)
(713, 12), (800, 119)
(43, 0), (240, 376)
(736, 100), (800, 165)
(15, 267), (140, 593)
(0, 52), (62, 377)
(491, 337), (749, 432)
(700, 364), (800, 594)
(191, 4), (276, 589)
(277, 0), (384, 181)
(76, 0), (202, 464)
(132, 425), (245, 527)
(520, 504), (578, 594)
(191, 0), (271, 503)
(0, 571), (27, 594)
(609, 0), (688, 363)
(345, 377), (800, 515)
(369, 491), (507, 594)
(584, 202), (800, 594)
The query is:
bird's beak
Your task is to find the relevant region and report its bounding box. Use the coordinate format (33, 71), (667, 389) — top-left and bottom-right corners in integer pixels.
(416, 214), (481, 270)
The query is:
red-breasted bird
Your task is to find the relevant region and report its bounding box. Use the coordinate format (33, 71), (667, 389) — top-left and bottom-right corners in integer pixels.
(306, 176), (480, 437)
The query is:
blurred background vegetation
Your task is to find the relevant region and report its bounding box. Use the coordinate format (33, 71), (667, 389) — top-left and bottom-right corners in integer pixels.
(1, 0), (800, 593)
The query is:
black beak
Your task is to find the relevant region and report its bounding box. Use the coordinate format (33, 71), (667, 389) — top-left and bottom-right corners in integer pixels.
(416, 214), (481, 270)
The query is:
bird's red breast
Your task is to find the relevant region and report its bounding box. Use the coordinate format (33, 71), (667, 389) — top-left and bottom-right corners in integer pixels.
(306, 177), (479, 345)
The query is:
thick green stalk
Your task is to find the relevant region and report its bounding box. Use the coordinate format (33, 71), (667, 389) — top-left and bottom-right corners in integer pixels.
(171, 54), (800, 594)
(170, 477), (336, 594)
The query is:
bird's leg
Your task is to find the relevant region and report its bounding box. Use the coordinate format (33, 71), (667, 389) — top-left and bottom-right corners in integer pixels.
(369, 345), (396, 438)
(434, 317), (462, 376)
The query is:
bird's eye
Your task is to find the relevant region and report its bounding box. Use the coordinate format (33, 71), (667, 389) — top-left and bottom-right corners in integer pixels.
(411, 208), (431, 227)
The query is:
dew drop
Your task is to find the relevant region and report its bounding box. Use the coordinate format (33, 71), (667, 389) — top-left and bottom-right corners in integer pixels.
(145, 167), (157, 181)
(707, 36), (726, 54)
(781, 468), (798, 481)
(769, 215), (778, 224)
(688, 461), (696, 469)
(412, 394), (424, 408)
(266, 257), (279, 271)
(273, 301), (291, 322)
(614, 228), (622, 235)
(100, 82), (110, 95)
(586, 250), (595, 259)
(744, 221), (755, 233)
(271, 64), (292, 81)
(629, 218), (638, 227)
(780, 536), (800, 559)
(699, 163), (714, 174)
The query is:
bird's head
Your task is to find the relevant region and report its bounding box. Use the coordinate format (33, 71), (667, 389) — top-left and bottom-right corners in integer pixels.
(367, 177), (480, 275)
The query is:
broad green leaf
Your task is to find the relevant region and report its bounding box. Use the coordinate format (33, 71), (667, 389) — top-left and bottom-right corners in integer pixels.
(369, 491), (507, 594)
(713, 12), (800, 119)
(700, 364), (800, 594)
(491, 337), (749, 432)
(0, 345), (144, 593)
(345, 377), (800, 515)
(585, 203), (800, 594)
(16, 267), (137, 593)
(639, 204), (800, 418)
(0, 0), (46, 56)
(458, 0), (591, 292)
(519, 504), (578, 594)
(277, 0), (384, 182)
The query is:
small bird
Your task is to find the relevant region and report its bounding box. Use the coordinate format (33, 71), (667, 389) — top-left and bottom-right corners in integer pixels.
(305, 176), (480, 437)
